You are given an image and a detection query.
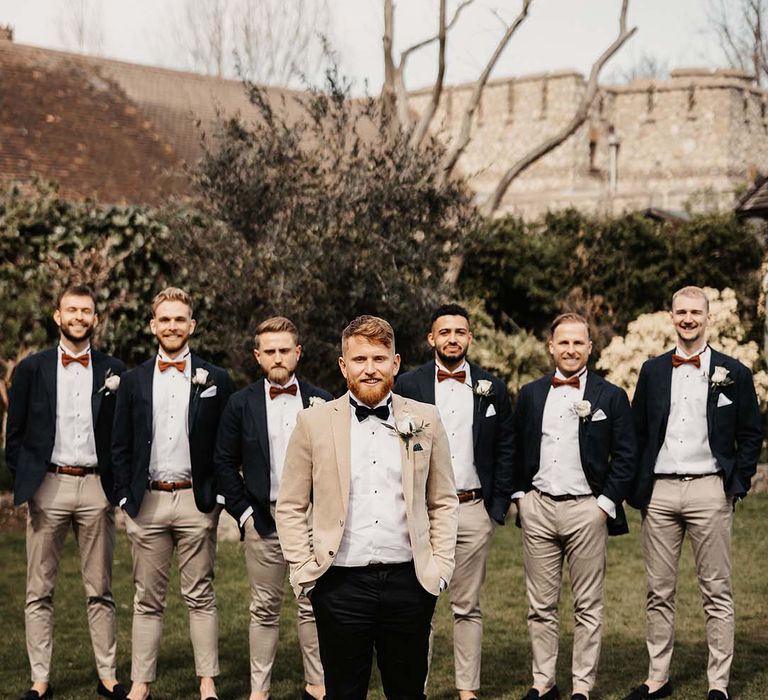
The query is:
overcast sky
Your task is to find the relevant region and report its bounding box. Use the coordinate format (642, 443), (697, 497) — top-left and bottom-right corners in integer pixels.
(1, 0), (728, 90)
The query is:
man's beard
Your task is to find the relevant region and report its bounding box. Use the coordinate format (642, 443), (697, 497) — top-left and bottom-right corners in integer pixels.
(158, 333), (189, 355)
(436, 345), (467, 368)
(268, 366), (292, 385)
(347, 374), (394, 407)
(60, 323), (95, 344)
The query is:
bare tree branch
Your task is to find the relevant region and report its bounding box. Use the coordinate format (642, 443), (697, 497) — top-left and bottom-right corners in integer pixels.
(400, 0), (474, 61)
(482, 0), (637, 216)
(707, 0), (768, 84)
(409, 0), (448, 148)
(57, 0), (104, 54)
(438, 0), (534, 179)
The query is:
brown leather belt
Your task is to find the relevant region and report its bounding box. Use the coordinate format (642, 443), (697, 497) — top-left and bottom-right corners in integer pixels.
(147, 479), (193, 492)
(534, 487), (590, 502)
(48, 465), (98, 477)
(457, 488), (483, 503)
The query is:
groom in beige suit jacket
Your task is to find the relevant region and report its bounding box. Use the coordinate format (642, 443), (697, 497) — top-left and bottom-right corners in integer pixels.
(276, 314), (458, 700)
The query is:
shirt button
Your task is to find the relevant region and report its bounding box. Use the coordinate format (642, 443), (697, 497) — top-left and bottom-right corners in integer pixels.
(373, 460), (376, 464)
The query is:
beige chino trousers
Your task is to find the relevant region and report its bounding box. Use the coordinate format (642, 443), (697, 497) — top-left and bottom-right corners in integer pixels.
(124, 488), (220, 682)
(243, 506), (323, 692)
(642, 474), (734, 690)
(25, 471), (117, 683)
(519, 489), (608, 692)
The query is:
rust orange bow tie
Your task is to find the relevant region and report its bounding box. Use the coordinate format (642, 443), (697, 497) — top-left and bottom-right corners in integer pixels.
(671, 354), (701, 369)
(437, 369), (466, 383)
(552, 375), (580, 389)
(270, 384), (298, 400)
(61, 353), (89, 368)
(158, 358), (186, 373)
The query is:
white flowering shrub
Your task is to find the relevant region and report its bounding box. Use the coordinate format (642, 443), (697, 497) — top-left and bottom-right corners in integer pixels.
(597, 287), (768, 410)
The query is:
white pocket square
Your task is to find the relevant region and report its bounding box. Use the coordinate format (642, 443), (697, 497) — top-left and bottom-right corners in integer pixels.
(717, 393), (733, 407)
(485, 404), (496, 418)
(592, 409), (607, 422)
(200, 385), (217, 398)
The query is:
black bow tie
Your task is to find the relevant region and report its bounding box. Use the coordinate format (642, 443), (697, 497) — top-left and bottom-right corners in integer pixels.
(350, 396), (391, 422)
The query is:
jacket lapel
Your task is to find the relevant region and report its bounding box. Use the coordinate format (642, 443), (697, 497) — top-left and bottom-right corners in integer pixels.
(706, 347), (721, 437)
(331, 396), (352, 514)
(392, 394), (415, 513)
(138, 358), (155, 437)
(417, 363), (436, 404)
(252, 379), (271, 466)
(42, 348), (58, 422)
(188, 354), (202, 432)
(469, 363), (482, 448)
(91, 351), (104, 424)
(658, 350), (674, 446)
(530, 375), (552, 467)
(578, 373), (604, 467)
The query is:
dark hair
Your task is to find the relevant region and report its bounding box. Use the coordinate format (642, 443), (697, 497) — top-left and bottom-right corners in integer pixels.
(57, 284), (97, 310)
(430, 303), (470, 327)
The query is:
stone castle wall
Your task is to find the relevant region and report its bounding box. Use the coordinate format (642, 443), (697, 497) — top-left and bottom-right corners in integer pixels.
(409, 68), (768, 219)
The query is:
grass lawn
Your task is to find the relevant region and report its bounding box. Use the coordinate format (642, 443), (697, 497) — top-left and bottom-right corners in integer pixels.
(1, 496), (766, 699)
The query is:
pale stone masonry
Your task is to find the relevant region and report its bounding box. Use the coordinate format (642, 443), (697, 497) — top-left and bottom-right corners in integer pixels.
(409, 68), (768, 219)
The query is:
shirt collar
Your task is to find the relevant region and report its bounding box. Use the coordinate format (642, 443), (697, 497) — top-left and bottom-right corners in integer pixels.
(348, 390), (393, 410)
(58, 344), (91, 358)
(553, 366), (588, 382)
(157, 346), (191, 363)
(434, 359), (471, 384)
(675, 344), (709, 359)
(267, 375), (298, 389)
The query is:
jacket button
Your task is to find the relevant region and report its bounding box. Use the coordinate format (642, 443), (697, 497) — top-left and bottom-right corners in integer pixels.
(328, 550), (334, 556)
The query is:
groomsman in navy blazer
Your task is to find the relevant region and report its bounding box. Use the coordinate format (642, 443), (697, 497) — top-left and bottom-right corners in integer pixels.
(214, 317), (330, 700)
(513, 312), (636, 700)
(6, 284), (127, 700)
(623, 286), (762, 700)
(112, 287), (233, 700)
(394, 303), (514, 700)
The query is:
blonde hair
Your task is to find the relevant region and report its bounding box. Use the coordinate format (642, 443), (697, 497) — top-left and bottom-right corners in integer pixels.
(550, 312), (589, 337)
(341, 315), (395, 352)
(672, 285), (709, 313)
(254, 316), (299, 348)
(151, 287), (193, 316)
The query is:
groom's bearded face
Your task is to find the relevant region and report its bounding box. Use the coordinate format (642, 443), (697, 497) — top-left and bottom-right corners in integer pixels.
(150, 300), (196, 357)
(428, 314), (472, 370)
(339, 335), (401, 407)
(54, 294), (97, 344)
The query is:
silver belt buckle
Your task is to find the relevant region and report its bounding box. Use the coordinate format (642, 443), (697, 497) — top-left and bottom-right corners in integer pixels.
(681, 475), (694, 481)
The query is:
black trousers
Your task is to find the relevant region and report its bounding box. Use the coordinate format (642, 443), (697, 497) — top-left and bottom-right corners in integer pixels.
(311, 561), (437, 700)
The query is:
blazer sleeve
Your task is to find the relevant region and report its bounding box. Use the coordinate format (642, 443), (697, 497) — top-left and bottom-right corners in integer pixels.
(601, 387), (637, 505)
(213, 394), (249, 521)
(490, 379), (515, 522)
(275, 411), (316, 588)
(732, 364), (763, 497)
(111, 371), (134, 505)
(426, 406), (459, 585)
(5, 358), (33, 475)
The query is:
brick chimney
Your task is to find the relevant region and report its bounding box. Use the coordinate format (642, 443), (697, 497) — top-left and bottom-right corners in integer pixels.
(0, 25), (14, 42)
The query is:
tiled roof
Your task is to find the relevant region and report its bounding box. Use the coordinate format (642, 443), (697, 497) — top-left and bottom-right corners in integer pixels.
(0, 40), (300, 205)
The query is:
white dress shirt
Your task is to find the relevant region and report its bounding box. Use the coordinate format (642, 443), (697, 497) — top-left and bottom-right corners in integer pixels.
(655, 345), (719, 475)
(333, 392), (412, 567)
(514, 368), (615, 517)
(265, 376), (303, 501)
(434, 360), (480, 491)
(148, 347), (192, 482)
(51, 345), (98, 467)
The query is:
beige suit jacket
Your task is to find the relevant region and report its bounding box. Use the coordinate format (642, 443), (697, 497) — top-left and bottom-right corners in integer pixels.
(276, 392), (458, 598)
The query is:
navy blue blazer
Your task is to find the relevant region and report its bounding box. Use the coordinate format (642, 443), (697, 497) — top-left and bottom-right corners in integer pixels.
(214, 377), (333, 536)
(513, 371), (637, 536)
(394, 360), (515, 524)
(5, 347), (126, 505)
(111, 354), (234, 518)
(629, 348), (763, 509)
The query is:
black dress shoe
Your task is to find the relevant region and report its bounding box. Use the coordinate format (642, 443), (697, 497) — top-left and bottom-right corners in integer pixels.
(572, 694), (588, 700)
(20, 689), (53, 700)
(622, 681), (673, 700)
(522, 687), (560, 700)
(707, 691), (728, 700)
(97, 682), (129, 699)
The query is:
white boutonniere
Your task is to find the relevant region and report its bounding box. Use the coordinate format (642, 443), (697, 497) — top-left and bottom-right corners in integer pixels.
(384, 415), (429, 455)
(192, 367), (214, 398)
(98, 369), (120, 395)
(710, 366), (734, 389)
(572, 400), (593, 421)
(474, 379), (494, 397)
(308, 395), (326, 407)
